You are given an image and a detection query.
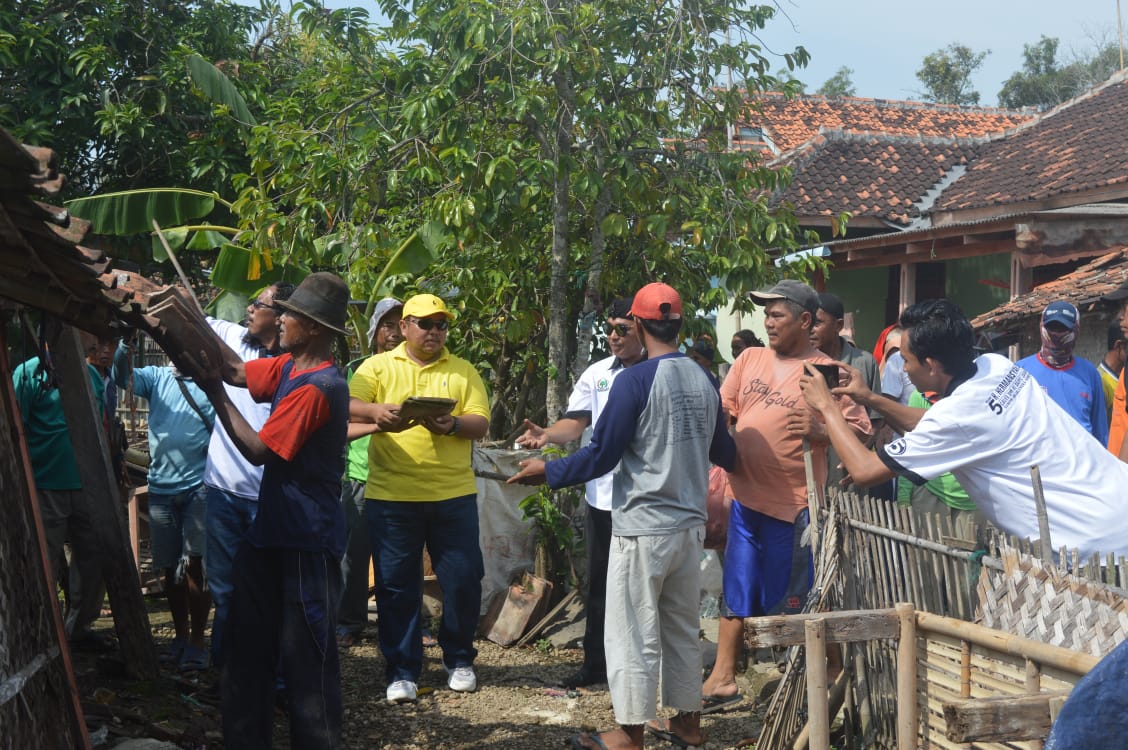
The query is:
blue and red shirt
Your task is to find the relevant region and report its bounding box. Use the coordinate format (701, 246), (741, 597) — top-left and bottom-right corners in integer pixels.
(245, 354), (349, 557)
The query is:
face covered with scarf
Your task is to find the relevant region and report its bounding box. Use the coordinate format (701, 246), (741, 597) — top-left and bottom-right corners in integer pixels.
(1039, 300), (1080, 368)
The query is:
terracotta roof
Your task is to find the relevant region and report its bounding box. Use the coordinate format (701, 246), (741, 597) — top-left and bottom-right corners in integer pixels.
(970, 247), (1128, 330)
(769, 131), (981, 226)
(738, 93), (1034, 156)
(937, 72), (1128, 212)
(0, 127), (154, 336)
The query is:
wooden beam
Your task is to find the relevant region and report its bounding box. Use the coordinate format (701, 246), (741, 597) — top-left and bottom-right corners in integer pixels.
(942, 690), (1071, 743)
(51, 325), (158, 680)
(805, 619), (830, 750)
(896, 602), (918, 750)
(743, 608), (900, 648)
(916, 611), (1100, 674)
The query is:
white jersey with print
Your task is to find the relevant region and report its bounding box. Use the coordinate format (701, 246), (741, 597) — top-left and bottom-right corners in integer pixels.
(202, 317), (273, 500)
(565, 355), (628, 512)
(879, 353), (1128, 559)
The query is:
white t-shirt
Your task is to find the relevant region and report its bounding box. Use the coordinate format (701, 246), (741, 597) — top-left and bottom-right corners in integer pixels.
(564, 355), (629, 512)
(202, 317), (272, 500)
(879, 353), (1128, 559)
(880, 351), (915, 405)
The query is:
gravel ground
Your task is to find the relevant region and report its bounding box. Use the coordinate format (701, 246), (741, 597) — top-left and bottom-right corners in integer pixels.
(77, 607), (774, 749)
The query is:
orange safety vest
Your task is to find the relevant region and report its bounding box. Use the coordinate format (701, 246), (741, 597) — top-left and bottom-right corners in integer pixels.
(1109, 369), (1128, 456)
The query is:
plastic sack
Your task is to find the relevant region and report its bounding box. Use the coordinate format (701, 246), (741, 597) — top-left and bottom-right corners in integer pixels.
(704, 465), (732, 550)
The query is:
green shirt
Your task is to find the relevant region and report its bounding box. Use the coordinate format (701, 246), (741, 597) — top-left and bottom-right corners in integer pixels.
(13, 356), (106, 490)
(896, 390), (977, 512)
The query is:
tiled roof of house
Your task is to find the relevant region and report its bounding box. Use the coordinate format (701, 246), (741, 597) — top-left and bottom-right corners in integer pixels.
(0, 127), (153, 337)
(937, 72), (1128, 212)
(970, 247), (1128, 330)
(737, 93), (1033, 156)
(769, 131), (981, 226)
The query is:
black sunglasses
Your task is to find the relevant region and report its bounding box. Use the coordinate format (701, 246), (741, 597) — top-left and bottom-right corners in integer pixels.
(606, 323), (633, 337)
(251, 300), (277, 311)
(409, 317), (449, 331)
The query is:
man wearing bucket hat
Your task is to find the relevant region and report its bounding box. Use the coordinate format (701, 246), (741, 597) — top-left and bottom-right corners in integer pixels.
(1016, 300), (1107, 443)
(510, 282), (735, 750)
(349, 293), (491, 704)
(190, 271), (352, 748)
(336, 298), (403, 648)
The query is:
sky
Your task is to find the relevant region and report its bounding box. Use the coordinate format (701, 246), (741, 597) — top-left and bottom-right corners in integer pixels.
(314, 0), (1126, 107)
(759, 0), (1125, 105)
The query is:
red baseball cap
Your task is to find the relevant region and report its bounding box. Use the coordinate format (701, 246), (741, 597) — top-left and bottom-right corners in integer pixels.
(629, 283), (682, 321)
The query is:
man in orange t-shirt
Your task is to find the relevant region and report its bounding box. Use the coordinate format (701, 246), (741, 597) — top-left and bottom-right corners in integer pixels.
(1102, 281), (1128, 458)
(701, 280), (870, 710)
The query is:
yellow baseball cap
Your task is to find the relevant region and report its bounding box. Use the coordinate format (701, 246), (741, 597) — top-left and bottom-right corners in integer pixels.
(402, 293), (456, 320)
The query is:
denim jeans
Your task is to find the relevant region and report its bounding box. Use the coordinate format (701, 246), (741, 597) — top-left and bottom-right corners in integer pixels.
(205, 486), (259, 667)
(366, 494), (484, 684)
(336, 480), (370, 635)
(222, 544), (341, 749)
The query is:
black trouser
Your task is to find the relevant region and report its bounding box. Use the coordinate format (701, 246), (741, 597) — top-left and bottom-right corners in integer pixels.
(583, 506), (613, 673)
(222, 544), (342, 749)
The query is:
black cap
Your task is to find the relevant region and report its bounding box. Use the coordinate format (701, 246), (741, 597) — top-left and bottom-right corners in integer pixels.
(817, 292), (845, 320)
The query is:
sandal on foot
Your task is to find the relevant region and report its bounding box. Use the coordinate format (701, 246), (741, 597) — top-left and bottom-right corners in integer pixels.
(646, 719), (704, 748)
(178, 644), (210, 673)
(701, 691), (742, 715)
(567, 731), (609, 750)
(336, 627), (359, 649)
(159, 638), (187, 664)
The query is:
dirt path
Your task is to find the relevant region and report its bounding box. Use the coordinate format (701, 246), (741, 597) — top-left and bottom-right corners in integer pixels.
(75, 606), (773, 749)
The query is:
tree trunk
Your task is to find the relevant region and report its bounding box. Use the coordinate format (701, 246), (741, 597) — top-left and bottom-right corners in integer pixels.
(573, 177), (611, 380)
(53, 325), (158, 679)
(545, 22), (577, 423)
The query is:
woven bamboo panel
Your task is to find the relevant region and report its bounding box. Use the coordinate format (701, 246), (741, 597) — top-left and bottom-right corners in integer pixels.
(978, 549), (1128, 657)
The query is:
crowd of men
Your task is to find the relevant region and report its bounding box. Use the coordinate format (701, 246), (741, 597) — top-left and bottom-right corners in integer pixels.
(14, 268), (1128, 749)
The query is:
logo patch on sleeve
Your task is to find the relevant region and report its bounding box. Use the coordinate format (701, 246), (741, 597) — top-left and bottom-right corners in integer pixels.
(885, 438), (907, 456)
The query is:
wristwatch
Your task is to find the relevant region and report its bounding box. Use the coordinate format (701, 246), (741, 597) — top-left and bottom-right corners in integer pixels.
(448, 416), (460, 436)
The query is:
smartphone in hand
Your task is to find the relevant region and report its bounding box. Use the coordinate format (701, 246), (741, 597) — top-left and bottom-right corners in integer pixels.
(811, 363), (840, 388)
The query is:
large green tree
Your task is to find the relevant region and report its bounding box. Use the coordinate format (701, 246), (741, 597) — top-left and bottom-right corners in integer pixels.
(818, 66), (857, 97)
(0, 0), (264, 197)
(916, 43), (989, 105)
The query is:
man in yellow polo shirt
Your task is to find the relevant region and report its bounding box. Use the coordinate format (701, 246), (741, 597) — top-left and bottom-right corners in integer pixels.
(348, 293), (490, 704)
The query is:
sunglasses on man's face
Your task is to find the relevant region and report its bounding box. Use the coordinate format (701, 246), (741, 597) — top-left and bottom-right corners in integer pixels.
(606, 323), (633, 337)
(409, 317), (449, 331)
(251, 300), (276, 311)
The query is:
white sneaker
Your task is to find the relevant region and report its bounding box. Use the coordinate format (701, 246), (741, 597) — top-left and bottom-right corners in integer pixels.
(386, 680), (418, 703)
(445, 665), (477, 692)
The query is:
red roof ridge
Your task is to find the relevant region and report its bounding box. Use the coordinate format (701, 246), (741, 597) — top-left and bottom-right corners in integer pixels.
(744, 90), (1035, 117)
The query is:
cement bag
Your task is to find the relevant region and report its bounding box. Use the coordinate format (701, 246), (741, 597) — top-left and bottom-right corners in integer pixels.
(704, 465), (732, 550)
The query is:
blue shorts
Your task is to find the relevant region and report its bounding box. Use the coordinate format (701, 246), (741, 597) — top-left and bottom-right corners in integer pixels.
(722, 503), (812, 618)
(149, 484), (208, 573)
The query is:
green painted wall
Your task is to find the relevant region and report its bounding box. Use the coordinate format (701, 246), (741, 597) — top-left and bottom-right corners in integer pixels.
(825, 266), (890, 351)
(945, 253), (1011, 320)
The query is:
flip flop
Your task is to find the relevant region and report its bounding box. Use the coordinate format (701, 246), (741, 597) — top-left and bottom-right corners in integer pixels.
(646, 719), (704, 749)
(700, 692), (743, 715)
(178, 644), (210, 673)
(159, 638), (187, 664)
(567, 731), (610, 749)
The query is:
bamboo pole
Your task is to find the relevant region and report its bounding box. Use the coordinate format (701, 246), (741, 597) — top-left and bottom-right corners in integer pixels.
(960, 639), (972, 699)
(916, 611), (1099, 675)
(805, 618), (830, 750)
(151, 220), (204, 315)
(896, 602), (918, 750)
(1030, 465), (1053, 564)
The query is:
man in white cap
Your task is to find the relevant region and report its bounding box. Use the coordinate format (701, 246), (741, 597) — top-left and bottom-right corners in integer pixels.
(1016, 300), (1107, 443)
(336, 298), (403, 647)
(349, 293), (491, 703)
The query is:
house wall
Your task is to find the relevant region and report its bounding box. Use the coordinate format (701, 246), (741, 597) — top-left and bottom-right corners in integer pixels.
(825, 266), (890, 351)
(945, 254), (1011, 320)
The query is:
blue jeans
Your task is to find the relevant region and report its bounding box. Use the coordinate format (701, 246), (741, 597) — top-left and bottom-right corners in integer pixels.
(336, 480), (370, 635)
(366, 494), (484, 684)
(206, 486), (259, 667)
(222, 544), (341, 749)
